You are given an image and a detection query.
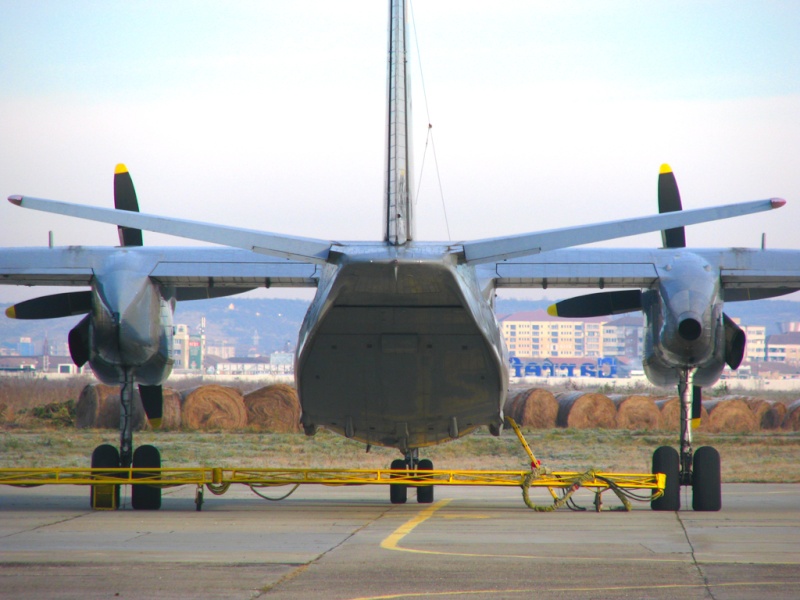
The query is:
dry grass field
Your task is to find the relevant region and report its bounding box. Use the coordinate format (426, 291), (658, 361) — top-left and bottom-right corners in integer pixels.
(1, 377), (799, 482)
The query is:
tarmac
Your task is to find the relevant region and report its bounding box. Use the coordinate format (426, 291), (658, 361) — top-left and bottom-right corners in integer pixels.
(0, 482), (798, 599)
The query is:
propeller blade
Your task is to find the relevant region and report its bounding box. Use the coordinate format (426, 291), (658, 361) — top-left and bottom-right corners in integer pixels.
(658, 163), (686, 249)
(691, 385), (702, 430)
(68, 314), (91, 367)
(723, 313), (746, 370)
(548, 290), (643, 318)
(138, 384), (163, 429)
(114, 163), (143, 247)
(5, 291), (92, 320)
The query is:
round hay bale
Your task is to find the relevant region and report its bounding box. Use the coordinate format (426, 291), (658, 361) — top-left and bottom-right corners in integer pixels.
(243, 384), (301, 432)
(75, 383), (147, 430)
(609, 394), (661, 431)
(703, 398), (758, 433)
(554, 392), (616, 429)
(160, 387), (182, 430)
(180, 385), (246, 430)
(504, 388), (558, 429)
(655, 397), (709, 431)
(785, 400), (800, 431)
(743, 398), (787, 430)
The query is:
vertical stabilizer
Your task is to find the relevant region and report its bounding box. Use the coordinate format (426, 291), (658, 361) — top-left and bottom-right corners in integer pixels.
(384, 0), (414, 245)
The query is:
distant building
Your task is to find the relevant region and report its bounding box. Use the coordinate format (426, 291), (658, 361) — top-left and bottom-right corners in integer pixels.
(499, 310), (643, 360)
(173, 324), (205, 370)
(766, 332), (800, 363)
(17, 337), (35, 357)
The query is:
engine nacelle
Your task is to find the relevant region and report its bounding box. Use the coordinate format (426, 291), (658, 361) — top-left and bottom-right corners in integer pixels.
(641, 253), (736, 387)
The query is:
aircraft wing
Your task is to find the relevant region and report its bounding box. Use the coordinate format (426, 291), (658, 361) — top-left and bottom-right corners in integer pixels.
(462, 198), (784, 264)
(8, 196), (335, 264)
(0, 247), (319, 289)
(9, 195), (784, 264)
(492, 247), (800, 295)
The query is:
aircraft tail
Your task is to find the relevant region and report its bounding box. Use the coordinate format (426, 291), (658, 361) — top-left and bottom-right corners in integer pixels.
(383, 0), (414, 245)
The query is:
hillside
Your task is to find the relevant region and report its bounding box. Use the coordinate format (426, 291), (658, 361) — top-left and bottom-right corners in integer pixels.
(2, 296), (800, 357)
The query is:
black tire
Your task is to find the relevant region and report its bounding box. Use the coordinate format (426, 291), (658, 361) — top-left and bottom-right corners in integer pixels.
(416, 459), (434, 504)
(389, 458), (407, 504)
(91, 444), (120, 510)
(692, 446), (721, 512)
(651, 446), (680, 511)
(132, 444), (162, 510)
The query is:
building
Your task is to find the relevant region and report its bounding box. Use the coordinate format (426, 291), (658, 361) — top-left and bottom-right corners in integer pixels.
(173, 324), (205, 371)
(499, 310), (643, 360)
(766, 332), (800, 363)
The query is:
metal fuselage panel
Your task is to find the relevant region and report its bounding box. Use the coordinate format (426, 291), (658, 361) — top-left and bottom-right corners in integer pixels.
(297, 250), (506, 451)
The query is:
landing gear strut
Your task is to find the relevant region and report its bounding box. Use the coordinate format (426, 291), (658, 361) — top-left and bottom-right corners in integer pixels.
(651, 368), (720, 511)
(388, 449), (435, 505)
(90, 369), (162, 510)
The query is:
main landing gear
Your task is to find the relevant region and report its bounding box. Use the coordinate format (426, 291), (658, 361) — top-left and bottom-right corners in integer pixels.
(651, 369), (721, 512)
(389, 449), (435, 505)
(90, 370), (162, 510)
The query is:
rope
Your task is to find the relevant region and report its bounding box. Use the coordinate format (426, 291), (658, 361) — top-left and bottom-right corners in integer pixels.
(249, 483), (300, 502)
(521, 468), (598, 512)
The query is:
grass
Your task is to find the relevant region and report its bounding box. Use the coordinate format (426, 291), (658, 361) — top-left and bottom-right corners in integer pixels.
(1, 427), (798, 483)
(1, 377), (798, 483)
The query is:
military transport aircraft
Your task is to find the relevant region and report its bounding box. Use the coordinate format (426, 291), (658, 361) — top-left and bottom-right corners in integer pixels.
(3, 0), (799, 511)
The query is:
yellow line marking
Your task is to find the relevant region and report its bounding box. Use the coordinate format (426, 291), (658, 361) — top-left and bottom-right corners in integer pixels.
(379, 499), (800, 565)
(350, 580), (800, 600)
(380, 498), (452, 552)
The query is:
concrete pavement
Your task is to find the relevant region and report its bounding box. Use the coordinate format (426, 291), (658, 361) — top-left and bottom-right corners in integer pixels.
(0, 483), (798, 599)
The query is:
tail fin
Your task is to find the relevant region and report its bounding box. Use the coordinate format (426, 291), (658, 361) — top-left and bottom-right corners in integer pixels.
(383, 0), (414, 245)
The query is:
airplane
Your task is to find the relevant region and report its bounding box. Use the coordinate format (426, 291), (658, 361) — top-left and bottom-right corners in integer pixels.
(2, 0), (798, 511)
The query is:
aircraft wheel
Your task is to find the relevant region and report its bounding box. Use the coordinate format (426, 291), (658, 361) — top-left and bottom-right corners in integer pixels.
(91, 444), (121, 510)
(132, 445), (162, 510)
(389, 458), (407, 504)
(651, 446), (680, 511)
(692, 446), (721, 512)
(416, 459), (434, 504)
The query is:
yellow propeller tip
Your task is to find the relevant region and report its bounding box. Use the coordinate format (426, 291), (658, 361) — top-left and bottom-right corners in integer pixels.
(659, 163), (672, 174)
(546, 305), (559, 317)
(5, 306), (16, 319)
(114, 163), (129, 175)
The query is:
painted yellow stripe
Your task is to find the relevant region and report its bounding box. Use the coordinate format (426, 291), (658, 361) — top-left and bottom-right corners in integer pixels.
(114, 163), (128, 174)
(350, 580), (800, 600)
(660, 163), (672, 174)
(379, 498), (689, 563)
(380, 498), (452, 552)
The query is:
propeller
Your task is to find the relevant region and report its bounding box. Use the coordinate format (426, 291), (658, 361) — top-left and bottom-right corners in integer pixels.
(658, 164), (686, 249)
(5, 290), (92, 320)
(547, 289), (642, 318)
(548, 163), (746, 371)
(138, 385), (163, 429)
(114, 163), (144, 247)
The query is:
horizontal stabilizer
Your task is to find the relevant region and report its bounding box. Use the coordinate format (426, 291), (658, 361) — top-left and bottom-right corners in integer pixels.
(461, 197), (785, 264)
(8, 195), (333, 264)
(6, 291), (92, 319)
(548, 290), (643, 318)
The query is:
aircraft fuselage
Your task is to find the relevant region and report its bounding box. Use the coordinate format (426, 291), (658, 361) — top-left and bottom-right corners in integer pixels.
(296, 245), (507, 451)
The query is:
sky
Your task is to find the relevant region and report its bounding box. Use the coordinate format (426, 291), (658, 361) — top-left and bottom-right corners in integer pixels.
(1, 0), (800, 304)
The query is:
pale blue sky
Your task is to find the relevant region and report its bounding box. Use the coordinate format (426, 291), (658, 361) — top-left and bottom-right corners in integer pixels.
(1, 0), (799, 301)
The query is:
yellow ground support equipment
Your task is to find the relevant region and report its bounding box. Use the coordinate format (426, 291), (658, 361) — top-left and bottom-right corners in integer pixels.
(0, 419), (664, 511)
